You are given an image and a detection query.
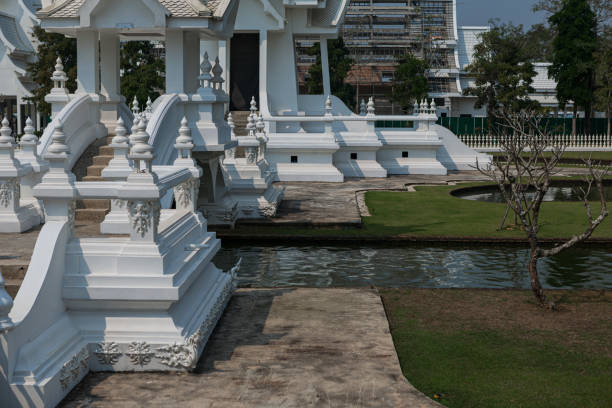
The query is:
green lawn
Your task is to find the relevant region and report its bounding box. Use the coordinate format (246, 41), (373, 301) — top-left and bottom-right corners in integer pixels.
(382, 289), (612, 408)
(363, 184), (612, 239)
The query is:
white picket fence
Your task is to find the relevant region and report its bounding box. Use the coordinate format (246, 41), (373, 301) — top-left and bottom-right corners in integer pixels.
(458, 134), (612, 152)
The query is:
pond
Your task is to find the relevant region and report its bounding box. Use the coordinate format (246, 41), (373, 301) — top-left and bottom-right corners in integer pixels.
(453, 184), (612, 203)
(213, 244), (612, 289)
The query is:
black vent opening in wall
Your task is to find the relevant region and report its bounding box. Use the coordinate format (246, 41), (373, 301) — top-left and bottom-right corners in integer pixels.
(350, 153), (358, 160)
(402, 151), (409, 158)
(291, 155), (298, 163)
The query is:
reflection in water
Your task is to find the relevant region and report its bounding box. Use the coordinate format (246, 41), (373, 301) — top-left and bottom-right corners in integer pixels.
(213, 245), (612, 289)
(455, 185), (612, 203)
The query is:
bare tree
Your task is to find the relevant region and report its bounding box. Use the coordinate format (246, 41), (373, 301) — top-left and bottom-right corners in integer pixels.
(476, 111), (609, 308)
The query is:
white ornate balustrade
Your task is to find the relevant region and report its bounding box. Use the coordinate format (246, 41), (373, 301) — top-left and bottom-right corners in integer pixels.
(221, 99), (284, 218)
(458, 133), (612, 152)
(0, 117), (47, 232)
(260, 96), (490, 181)
(0, 119), (238, 407)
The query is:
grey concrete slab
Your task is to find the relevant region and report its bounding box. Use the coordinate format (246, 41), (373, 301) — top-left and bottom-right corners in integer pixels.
(61, 288), (439, 407)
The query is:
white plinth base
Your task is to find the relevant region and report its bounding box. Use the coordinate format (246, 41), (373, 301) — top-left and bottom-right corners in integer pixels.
(273, 163), (344, 182)
(381, 159), (448, 175)
(0, 202), (43, 233)
(335, 160), (387, 178)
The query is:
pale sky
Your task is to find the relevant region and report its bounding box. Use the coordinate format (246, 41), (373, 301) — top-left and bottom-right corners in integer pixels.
(456, 0), (549, 28)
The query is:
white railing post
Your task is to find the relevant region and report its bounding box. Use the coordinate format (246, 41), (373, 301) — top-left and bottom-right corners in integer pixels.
(324, 95), (333, 135)
(245, 113), (258, 165)
(0, 117), (21, 220)
(45, 57), (71, 119)
(174, 117), (200, 213)
(224, 112), (236, 163)
(366, 96), (376, 134)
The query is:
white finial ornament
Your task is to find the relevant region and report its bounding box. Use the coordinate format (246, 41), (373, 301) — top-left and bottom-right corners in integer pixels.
(367, 97), (375, 116)
(247, 111), (256, 137)
(212, 56), (224, 90)
(256, 112), (265, 133)
(145, 97), (153, 115)
(199, 52), (213, 88)
(360, 99), (366, 116)
(51, 56), (68, 89)
(413, 100), (420, 114)
(0, 117), (14, 146)
(112, 117), (129, 146)
(249, 96), (258, 119)
(175, 117), (195, 165)
(132, 96), (140, 115)
(129, 119), (154, 173)
(430, 99), (437, 114)
(46, 123), (70, 156)
(325, 95), (332, 115)
(420, 99), (427, 114)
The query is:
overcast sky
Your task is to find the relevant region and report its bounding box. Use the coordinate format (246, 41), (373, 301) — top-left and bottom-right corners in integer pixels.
(456, 0), (549, 28)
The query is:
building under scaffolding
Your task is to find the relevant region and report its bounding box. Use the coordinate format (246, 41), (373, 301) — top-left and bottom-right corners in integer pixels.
(296, 0), (477, 115)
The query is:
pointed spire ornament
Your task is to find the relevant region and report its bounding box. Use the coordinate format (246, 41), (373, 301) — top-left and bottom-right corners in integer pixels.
(129, 119), (154, 173)
(0, 117), (14, 147)
(325, 95), (332, 116)
(227, 112), (235, 139)
(366, 97), (375, 116)
(249, 96), (258, 119)
(112, 117), (129, 146)
(413, 100), (420, 115)
(212, 56), (225, 90)
(145, 97), (153, 115)
(132, 96), (140, 115)
(51, 57), (68, 89)
(199, 52), (213, 88)
(246, 110), (256, 137)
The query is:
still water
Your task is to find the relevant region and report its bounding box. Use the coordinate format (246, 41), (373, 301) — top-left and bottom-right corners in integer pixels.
(213, 244), (612, 289)
(453, 185), (612, 203)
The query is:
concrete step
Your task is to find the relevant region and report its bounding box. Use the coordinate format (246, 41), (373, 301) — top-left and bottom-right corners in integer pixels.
(93, 155), (114, 166)
(98, 146), (114, 156)
(5, 280), (20, 299)
(0, 263), (28, 300)
(75, 208), (109, 222)
(82, 175), (105, 182)
(86, 165), (106, 177)
(231, 111), (250, 136)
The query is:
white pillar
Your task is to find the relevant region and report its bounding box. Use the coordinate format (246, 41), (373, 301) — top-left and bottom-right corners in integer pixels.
(165, 30), (185, 94)
(16, 99), (22, 135)
(259, 30), (268, 112)
(219, 40), (229, 95)
(167, 30), (199, 94)
(184, 31), (200, 94)
(100, 33), (120, 100)
(76, 31), (100, 95)
(100, 33), (121, 127)
(320, 36), (331, 97)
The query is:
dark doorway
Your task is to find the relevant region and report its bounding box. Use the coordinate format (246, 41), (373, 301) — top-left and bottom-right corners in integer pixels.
(230, 33), (259, 111)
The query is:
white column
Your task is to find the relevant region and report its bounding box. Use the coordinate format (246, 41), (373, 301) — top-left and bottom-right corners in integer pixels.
(165, 30), (185, 94)
(259, 30), (268, 112)
(100, 33), (120, 100)
(16, 99), (22, 135)
(219, 40), (229, 95)
(320, 36), (331, 97)
(100, 33), (121, 127)
(76, 31), (100, 95)
(184, 31), (200, 94)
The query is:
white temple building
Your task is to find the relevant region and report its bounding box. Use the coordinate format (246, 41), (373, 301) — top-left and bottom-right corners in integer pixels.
(0, 1), (488, 406)
(0, 0), (41, 135)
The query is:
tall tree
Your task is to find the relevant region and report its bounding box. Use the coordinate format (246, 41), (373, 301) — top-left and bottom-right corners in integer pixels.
(464, 22), (539, 122)
(305, 38), (355, 110)
(594, 28), (612, 137)
(120, 41), (165, 108)
(26, 26), (77, 118)
(533, 0), (611, 34)
(548, 0), (598, 135)
(523, 23), (555, 62)
(390, 54), (429, 113)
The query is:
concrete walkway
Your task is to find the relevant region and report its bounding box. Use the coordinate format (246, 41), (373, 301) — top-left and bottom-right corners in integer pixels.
(61, 288), (439, 407)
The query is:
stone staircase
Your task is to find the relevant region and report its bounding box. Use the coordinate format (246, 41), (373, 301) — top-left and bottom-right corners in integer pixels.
(231, 111), (250, 136)
(72, 133), (116, 222)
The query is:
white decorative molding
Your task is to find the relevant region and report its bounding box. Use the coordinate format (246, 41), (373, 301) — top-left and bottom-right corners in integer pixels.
(126, 342), (155, 366)
(0, 180), (15, 208)
(59, 347), (89, 390)
(94, 342), (122, 365)
(128, 200), (159, 238)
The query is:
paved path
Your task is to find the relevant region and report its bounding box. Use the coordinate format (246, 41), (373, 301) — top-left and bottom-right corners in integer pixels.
(61, 288), (439, 408)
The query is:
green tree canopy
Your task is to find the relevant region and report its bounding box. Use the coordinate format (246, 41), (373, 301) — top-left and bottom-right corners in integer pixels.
(120, 41), (165, 108)
(305, 38), (355, 109)
(548, 0), (598, 133)
(464, 22), (540, 120)
(523, 23), (555, 62)
(390, 54), (429, 112)
(26, 26), (77, 117)
(594, 28), (612, 135)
